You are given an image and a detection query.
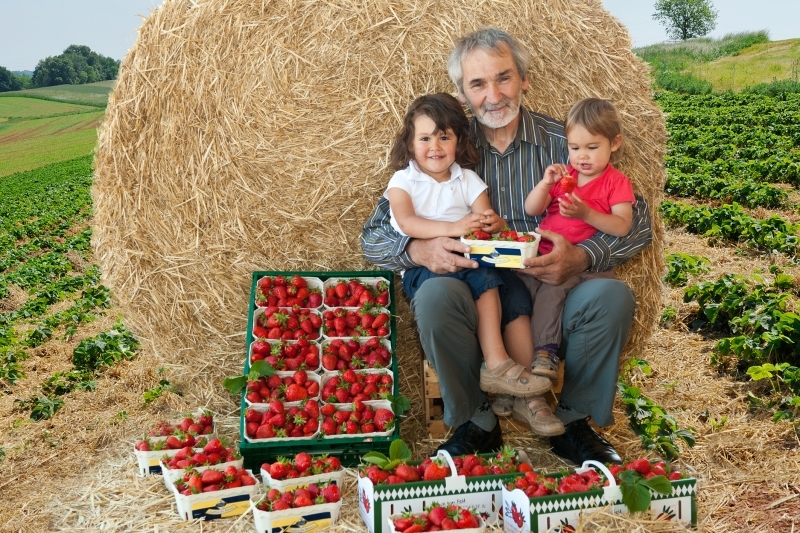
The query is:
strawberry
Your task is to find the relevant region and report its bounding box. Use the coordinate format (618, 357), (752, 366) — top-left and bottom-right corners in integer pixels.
(628, 458), (652, 475)
(373, 408), (394, 431)
(423, 459), (449, 480)
(560, 174), (577, 193)
(395, 463), (420, 482)
(427, 504), (448, 526)
(321, 483), (341, 503)
(455, 508), (479, 529)
(466, 230), (491, 240)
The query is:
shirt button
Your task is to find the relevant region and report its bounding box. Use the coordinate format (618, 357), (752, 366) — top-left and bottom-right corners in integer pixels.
(501, 187), (506, 191)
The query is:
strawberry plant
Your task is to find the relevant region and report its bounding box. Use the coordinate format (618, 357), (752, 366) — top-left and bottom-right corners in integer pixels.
(71, 321), (140, 371)
(746, 363), (800, 421)
(663, 253), (710, 287)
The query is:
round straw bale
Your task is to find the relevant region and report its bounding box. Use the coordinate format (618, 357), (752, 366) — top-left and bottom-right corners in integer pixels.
(93, 0), (665, 365)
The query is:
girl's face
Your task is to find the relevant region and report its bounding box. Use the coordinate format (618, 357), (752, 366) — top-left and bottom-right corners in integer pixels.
(567, 124), (622, 180)
(411, 114), (458, 182)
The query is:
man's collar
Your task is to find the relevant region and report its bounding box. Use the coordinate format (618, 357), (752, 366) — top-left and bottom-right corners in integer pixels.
(473, 106), (543, 151)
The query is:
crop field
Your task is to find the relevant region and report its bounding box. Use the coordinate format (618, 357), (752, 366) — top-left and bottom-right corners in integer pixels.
(0, 97), (100, 119)
(5, 80), (114, 107)
(1, 63), (800, 530)
(0, 110), (104, 177)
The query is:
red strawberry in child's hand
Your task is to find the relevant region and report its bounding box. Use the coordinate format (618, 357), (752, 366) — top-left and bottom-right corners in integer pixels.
(560, 174), (577, 193)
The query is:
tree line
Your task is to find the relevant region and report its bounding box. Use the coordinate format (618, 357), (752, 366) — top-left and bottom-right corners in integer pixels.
(0, 45), (119, 93)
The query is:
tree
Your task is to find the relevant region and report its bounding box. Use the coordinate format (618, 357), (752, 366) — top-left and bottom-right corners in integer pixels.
(0, 66), (24, 92)
(653, 0), (718, 41)
(31, 45), (120, 88)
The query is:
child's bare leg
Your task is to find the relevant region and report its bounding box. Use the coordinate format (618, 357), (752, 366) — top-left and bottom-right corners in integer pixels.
(475, 287), (509, 367)
(477, 288), (550, 397)
(502, 314), (534, 369)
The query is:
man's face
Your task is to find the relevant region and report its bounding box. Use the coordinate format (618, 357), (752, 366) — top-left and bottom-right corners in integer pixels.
(458, 45), (529, 130)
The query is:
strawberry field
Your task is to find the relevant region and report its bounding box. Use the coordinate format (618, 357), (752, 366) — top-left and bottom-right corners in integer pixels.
(1, 85), (800, 532)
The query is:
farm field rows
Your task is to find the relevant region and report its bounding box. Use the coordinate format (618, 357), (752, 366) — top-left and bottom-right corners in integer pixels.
(1, 79), (799, 532)
(0, 110), (104, 177)
(1, 80), (115, 107)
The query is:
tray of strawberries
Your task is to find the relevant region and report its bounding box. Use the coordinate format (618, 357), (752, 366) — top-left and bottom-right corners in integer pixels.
(240, 270), (400, 469)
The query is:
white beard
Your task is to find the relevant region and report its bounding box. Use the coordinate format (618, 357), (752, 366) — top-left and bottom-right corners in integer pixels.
(470, 97), (521, 129)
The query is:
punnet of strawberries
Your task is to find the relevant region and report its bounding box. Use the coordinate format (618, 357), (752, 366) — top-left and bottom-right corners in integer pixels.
(255, 481), (342, 512)
(255, 275), (323, 309)
(464, 228), (538, 243)
(135, 412), (215, 452)
(321, 369), (393, 403)
(160, 437), (240, 470)
(505, 458), (687, 498)
(249, 338), (320, 370)
(391, 504), (481, 532)
(173, 465), (256, 495)
(244, 399), (321, 439)
(253, 306), (322, 341)
(323, 278), (390, 308)
(361, 444), (532, 485)
(320, 399), (394, 436)
(244, 370), (320, 404)
(321, 337), (392, 371)
(322, 304), (390, 338)
(261, 452), (342, 481)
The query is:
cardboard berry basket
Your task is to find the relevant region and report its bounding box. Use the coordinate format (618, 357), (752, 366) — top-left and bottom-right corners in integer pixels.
(241, 402), (320, 444)
(501, 461), (697, 533)
(134, 447), (181, 477)
(460, 232), (540, 269)
(162, 458), (244, 492)
(240, 270), (399, 469)
(251, 498), (343, 533)
(388, 512), (486, 533)
(261, 465), (345, 491)
(244, 370), (322, 408)
(172, 469), (260, 521)
(322, 276), (392, 309)
(321, 306), (392, 341)
(254, 275), (324, 309)
(319, 368), (395, 403)
(359, 450), (526, 533)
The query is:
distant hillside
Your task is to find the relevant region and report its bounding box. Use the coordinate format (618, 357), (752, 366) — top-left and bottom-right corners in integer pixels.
(686, 38), (800, 92)
(12, 70), (33, 77)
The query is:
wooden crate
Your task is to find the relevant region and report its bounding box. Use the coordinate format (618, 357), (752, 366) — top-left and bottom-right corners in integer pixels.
(422, 358), (565, 439)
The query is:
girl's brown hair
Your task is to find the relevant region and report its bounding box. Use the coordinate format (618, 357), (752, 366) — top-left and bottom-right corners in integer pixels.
(389, 93), (480, 171)
(565, 97), (623, 145)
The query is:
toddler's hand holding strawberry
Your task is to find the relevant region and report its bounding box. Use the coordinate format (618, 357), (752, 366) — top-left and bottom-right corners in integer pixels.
(542, 163), (569, 185)
(479, 209), (506, 234)
(451, 213), (484, 237)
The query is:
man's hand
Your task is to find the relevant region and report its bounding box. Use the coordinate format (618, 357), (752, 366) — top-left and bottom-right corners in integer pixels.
(518, 229), (590, 285)
(407, 237), (478, 275)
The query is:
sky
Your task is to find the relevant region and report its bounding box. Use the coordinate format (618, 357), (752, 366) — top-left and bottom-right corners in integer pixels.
(1, 0), (799, 72)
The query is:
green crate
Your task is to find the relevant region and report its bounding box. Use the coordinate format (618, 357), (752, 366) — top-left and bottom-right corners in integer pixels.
(239, 269), (400, 468)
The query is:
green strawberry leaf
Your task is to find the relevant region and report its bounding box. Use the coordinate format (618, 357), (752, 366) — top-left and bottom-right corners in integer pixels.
(389, 394), (411, 417)
(641, 475), (673, 495)
(250, 360), (275, 378)
(621, 481), (652, 513)
(362, 451), (389, 467)
(222, 375), (247, 395)
(383, 459), (402, 471)
(389, 439), (411, 461)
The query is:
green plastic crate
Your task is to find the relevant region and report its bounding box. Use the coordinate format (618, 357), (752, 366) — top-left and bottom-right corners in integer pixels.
(238, 270), (399, 468)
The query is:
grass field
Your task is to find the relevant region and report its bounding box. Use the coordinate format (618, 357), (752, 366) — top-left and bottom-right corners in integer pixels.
(0, 97), (100, 119)
(0, 111), (104, 177)
(1, 80), (115, 107)
(688, 39), (800, 91)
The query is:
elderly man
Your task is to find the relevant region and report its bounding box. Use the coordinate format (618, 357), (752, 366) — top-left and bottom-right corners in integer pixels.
(361, 28), (652, 465)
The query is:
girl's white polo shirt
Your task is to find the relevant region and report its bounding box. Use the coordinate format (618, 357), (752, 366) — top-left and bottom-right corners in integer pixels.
(384, 161), (488, 236)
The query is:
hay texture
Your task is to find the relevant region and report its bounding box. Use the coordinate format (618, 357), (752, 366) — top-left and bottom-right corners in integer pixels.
(94, 0), (665, 362)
